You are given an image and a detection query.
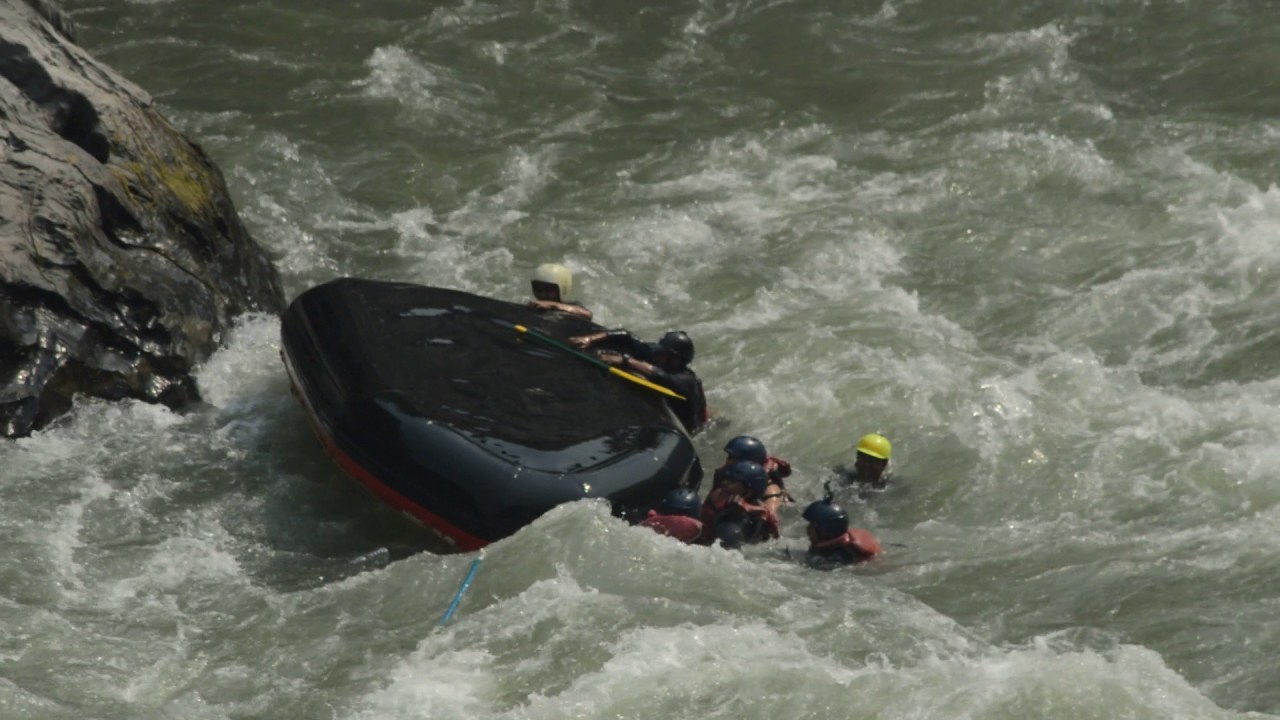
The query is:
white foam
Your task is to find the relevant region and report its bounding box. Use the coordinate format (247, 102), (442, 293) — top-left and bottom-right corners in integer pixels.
(195, 313), (285, 411)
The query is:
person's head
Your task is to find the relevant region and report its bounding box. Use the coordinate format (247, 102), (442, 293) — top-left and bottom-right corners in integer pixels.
(651, 330), (694, 371)
(658, 488), (701, 519)
(720, 460), (768, 500)
(854, 432), (891, 482)
(531, 263), (573, 302)
(803, 500), (849, 542)
(723, 435), (767, 465)
(713, 509), (758, 549)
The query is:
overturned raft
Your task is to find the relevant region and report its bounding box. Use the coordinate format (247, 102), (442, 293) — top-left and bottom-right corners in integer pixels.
(280, 278), (702, 550)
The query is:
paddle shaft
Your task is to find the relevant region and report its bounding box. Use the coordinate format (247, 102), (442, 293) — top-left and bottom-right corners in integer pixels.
(439, 556), (483, 626)
(514, 324), (611, 371)
(513, 324), (686, 401)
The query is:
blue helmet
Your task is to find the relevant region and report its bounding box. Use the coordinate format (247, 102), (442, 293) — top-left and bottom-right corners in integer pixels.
(723, 435), (767, 464)
(721, 460), (768, 499)
(659, 488), (701, 519)
(803, 500), (849, 541)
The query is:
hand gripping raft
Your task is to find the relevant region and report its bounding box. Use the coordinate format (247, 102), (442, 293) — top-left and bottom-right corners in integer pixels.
(511, 323), (687, 401)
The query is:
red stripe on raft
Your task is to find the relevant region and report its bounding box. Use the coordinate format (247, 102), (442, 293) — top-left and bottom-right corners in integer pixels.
(281, 350), (489, 552)
(322, 434), (489, 552)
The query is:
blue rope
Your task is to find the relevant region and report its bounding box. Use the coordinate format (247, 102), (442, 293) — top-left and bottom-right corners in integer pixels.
(438, 555), (483, 626)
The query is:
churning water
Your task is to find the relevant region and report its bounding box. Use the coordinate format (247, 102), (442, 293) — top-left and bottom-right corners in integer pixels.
(5, 1), (1280, 718)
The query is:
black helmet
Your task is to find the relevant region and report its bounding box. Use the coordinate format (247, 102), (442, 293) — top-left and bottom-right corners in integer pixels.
(723, 435), (767, 464)
(659, 488), (701, 519)
(802, 500), (849, 541)
(656, 331), (694, 366)
(713, 511), (752, 549)
(721, 460), (768, 498)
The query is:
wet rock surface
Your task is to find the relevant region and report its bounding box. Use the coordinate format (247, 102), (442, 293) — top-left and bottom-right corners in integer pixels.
(0, 0), (284, 437)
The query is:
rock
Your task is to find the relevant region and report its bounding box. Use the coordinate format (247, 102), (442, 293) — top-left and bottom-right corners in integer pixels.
(0, 0), (284, 437)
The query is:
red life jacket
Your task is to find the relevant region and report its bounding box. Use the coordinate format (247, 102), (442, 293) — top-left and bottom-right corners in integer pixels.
(809, 529), (882, 563)
(639, 510), (703, 544)
(764, 456), (791, 481)
(700, 485), (742, 527)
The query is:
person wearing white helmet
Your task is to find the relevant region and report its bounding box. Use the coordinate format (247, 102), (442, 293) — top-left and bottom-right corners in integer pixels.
(527, 262), (592, 321)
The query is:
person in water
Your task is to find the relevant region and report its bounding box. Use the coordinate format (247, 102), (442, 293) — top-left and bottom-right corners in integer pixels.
(712, 435), (793, 516)
(527, 262), (593, 321)
(802, 499), (881, 569)
(568, 328), (708, 434)
(699, 460), (780, 548)
(835, 432), (893, 493)
(638, 488), (704, 544)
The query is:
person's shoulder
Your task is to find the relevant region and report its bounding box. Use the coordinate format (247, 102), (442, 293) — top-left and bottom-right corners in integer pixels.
(675, 370), (706, 396)
(847, 528), (882, 556)
(641, 511), (700, 531)
(652, 514), (704, 542)
(868, 472), (902, 495)
(830, 467), (897, 491)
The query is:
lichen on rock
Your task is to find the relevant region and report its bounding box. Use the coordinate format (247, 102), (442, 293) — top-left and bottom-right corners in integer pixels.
(1, 0), (285, 437)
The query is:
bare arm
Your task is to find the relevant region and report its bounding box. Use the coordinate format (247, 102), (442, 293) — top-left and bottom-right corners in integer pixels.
(569, 331), (609, 349)
(528, 300), (593, 321)
(598, 350), (655, 376)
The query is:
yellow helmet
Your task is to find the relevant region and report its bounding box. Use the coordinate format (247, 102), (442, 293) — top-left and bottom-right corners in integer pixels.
(856, 433), (891, 460)
(532, 263), (573, 300)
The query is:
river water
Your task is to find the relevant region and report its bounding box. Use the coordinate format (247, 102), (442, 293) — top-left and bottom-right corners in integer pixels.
(4, 1), (1280, 718)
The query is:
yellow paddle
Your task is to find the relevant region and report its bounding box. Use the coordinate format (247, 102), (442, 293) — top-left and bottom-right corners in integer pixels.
(512, 323), (687, 401)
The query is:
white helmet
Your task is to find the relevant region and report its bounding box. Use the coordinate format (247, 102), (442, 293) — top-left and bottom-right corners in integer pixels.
(532, 263), (573, 300)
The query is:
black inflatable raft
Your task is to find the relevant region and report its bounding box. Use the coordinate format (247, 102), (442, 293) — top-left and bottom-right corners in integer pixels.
(280, 278), (702, 551)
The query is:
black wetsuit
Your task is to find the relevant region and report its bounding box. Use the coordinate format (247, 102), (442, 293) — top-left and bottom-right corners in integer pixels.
(834, 466), (894, 500)
(595, 331), (708, 434)
(805, 546), (861, 570)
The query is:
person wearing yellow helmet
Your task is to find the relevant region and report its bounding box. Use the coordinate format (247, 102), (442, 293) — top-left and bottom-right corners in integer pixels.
(527, 262), (593, 321)
(835, 432), (893, 493)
